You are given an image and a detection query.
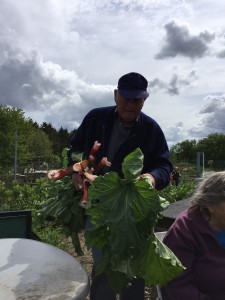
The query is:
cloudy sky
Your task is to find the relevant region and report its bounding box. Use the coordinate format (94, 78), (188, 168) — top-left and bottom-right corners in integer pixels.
(1, 0), (225, 147)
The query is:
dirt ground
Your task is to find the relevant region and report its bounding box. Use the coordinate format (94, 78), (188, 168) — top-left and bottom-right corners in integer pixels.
(64, 231), (156, 300)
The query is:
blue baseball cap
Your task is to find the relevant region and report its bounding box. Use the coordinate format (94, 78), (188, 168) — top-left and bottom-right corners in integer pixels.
(117, 72), (149, 99)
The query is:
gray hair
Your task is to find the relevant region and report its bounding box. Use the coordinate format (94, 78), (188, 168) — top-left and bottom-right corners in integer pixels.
(190, 172), (225, 217)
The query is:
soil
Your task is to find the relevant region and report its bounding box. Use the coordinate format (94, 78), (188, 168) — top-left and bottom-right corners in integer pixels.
(64, 231), (157, 300)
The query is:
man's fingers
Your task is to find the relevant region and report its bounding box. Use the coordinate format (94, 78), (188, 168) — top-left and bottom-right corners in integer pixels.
(72, 173), (84, 190)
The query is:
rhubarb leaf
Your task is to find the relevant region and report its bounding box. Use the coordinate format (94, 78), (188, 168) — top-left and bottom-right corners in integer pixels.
(85, 147), (184, 291)
(122, 147), (143, 181)
(133, 234), (185, 286)
(86, 172), (142, 258)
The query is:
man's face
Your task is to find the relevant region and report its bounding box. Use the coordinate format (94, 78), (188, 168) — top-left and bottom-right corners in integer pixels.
(114, 89), (145, 124)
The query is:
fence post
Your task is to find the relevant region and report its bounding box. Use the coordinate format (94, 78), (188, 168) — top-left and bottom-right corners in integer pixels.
(14, 130), (18, 181)
(196, 152), (201, 178)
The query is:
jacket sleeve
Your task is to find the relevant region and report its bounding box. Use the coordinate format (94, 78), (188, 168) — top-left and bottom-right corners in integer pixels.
(162, 222), (211, 300)
(143, 124), (173, 190)
(67, 113), (90, 166)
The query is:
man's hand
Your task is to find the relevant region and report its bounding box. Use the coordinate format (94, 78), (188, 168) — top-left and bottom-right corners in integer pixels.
(140, 173), (155, 187)
(72, 173), (84, 190)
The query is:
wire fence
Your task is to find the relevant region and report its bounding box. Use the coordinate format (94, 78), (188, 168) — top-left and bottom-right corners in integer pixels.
(0, 159), (62, 184)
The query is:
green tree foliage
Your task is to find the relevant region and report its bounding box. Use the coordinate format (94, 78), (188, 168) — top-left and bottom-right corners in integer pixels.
(0, 105), (54, 172)
(170, 134), (225, 170)
(27, 128), (53, 161)
(40, 122), (70, 156)
(58, 127), (70, 150)
(0, 105), (34, 169)
(40, 122), (59, 154)
(196, 133), (225, 169)
(170, 139), (197, 163)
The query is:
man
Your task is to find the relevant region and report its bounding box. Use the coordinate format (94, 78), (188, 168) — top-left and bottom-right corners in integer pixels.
(68, 72), (173, 300)
(172, 166), (181, 187)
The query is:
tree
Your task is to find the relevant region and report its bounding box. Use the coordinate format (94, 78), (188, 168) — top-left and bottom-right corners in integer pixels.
(27, 129), (53, 161)
(58, 127), (70, 154)
(170, 134), (225, 171)
(0, 105), (54, 173)
(40, 123), (71, 158)
(40, 122), (60, 155)
(0, 105), (34, 170)
(196, 134), (225, 170)
(170, 139), (197, 163)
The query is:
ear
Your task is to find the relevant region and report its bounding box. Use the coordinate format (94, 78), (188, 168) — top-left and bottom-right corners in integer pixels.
(207, 206), (214, 214)
(114, 89), (118, 104)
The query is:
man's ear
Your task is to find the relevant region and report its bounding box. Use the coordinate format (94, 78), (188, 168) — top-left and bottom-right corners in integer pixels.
(114, 89), (118, 104)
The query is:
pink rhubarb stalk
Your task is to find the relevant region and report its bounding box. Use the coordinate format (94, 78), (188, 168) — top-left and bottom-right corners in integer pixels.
(95, 157), (111, 174)
(48, 165), (74, 180)
(89, 140), (101, 157)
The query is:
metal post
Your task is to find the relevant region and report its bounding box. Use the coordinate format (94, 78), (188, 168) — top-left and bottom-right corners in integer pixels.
(202, 152), (205, 178)
(14, 130), (18, 181)
(196, 152), (201, 178)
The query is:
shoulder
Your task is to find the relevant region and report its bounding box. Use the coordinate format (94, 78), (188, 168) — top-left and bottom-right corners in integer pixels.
(163, 209), (193, 247)
(139, 111), (164, 131)
(139, 111), (159, 125)
(139, 112), (166, 139)
(82, 106), (116, 124)
(167, 209), (204, 236)
(87, 106), (115, 117)
(176, 209), (191, 223)
(165, 210), (192, 237)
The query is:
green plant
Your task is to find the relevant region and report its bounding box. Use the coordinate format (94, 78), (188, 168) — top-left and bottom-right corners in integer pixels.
(0, 178), (66, 250)
(36, 224), (67, 250)
(38, 177), (85, 255)
(159, 182), (195, 203)
(39, 148), (185, 291)
(84, 148), (184, 291)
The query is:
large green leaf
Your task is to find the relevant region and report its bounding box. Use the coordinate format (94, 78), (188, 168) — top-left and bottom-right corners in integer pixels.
(122, 147), (143, 181)
(85, 148), (184, 291)
(133, 234), (185, 286)
(87, 172), (142, 258)
(38, 176), (84, 255)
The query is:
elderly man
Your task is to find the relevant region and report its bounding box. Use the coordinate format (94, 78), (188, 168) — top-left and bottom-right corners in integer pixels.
(68, 72), (173, 300)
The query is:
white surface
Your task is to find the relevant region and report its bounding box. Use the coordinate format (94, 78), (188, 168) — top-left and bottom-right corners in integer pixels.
(154, 231), (167, 242)
(0, 238), (89, 300)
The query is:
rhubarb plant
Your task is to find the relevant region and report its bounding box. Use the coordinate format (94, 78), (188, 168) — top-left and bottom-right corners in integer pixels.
(85, 148), (185, 291)
(39, 141), (111, 254)
(38, 176), (85, 255)
(40, 145), (184, 291)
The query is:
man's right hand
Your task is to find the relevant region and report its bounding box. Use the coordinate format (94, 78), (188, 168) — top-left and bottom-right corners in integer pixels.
(72, 173), (84, 190)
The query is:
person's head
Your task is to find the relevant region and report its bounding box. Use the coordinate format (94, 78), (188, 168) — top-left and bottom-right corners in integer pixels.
(190, 171), (225, 229)
(114, 72), (149, 124)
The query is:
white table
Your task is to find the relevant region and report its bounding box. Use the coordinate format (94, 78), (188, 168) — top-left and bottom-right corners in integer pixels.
(0, 238), (90, 300)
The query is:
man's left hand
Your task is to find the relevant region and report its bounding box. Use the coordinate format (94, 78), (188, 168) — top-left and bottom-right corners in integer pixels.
(140, 173), (156, 187)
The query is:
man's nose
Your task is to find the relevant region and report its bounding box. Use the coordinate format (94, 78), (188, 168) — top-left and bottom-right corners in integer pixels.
(126, 99), (136, 104)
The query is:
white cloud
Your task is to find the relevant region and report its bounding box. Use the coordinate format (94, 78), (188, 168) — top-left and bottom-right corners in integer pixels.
(0, 0), (225, 146)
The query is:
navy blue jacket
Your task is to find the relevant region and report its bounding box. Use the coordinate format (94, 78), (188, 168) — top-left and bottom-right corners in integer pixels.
(68, 106), (172, 190)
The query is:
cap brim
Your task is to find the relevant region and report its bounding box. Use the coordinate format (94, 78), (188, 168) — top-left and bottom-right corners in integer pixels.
(118, 89), (149, 99)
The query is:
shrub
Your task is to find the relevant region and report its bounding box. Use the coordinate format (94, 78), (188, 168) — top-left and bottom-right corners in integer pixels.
(159, 182), (196, 203)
